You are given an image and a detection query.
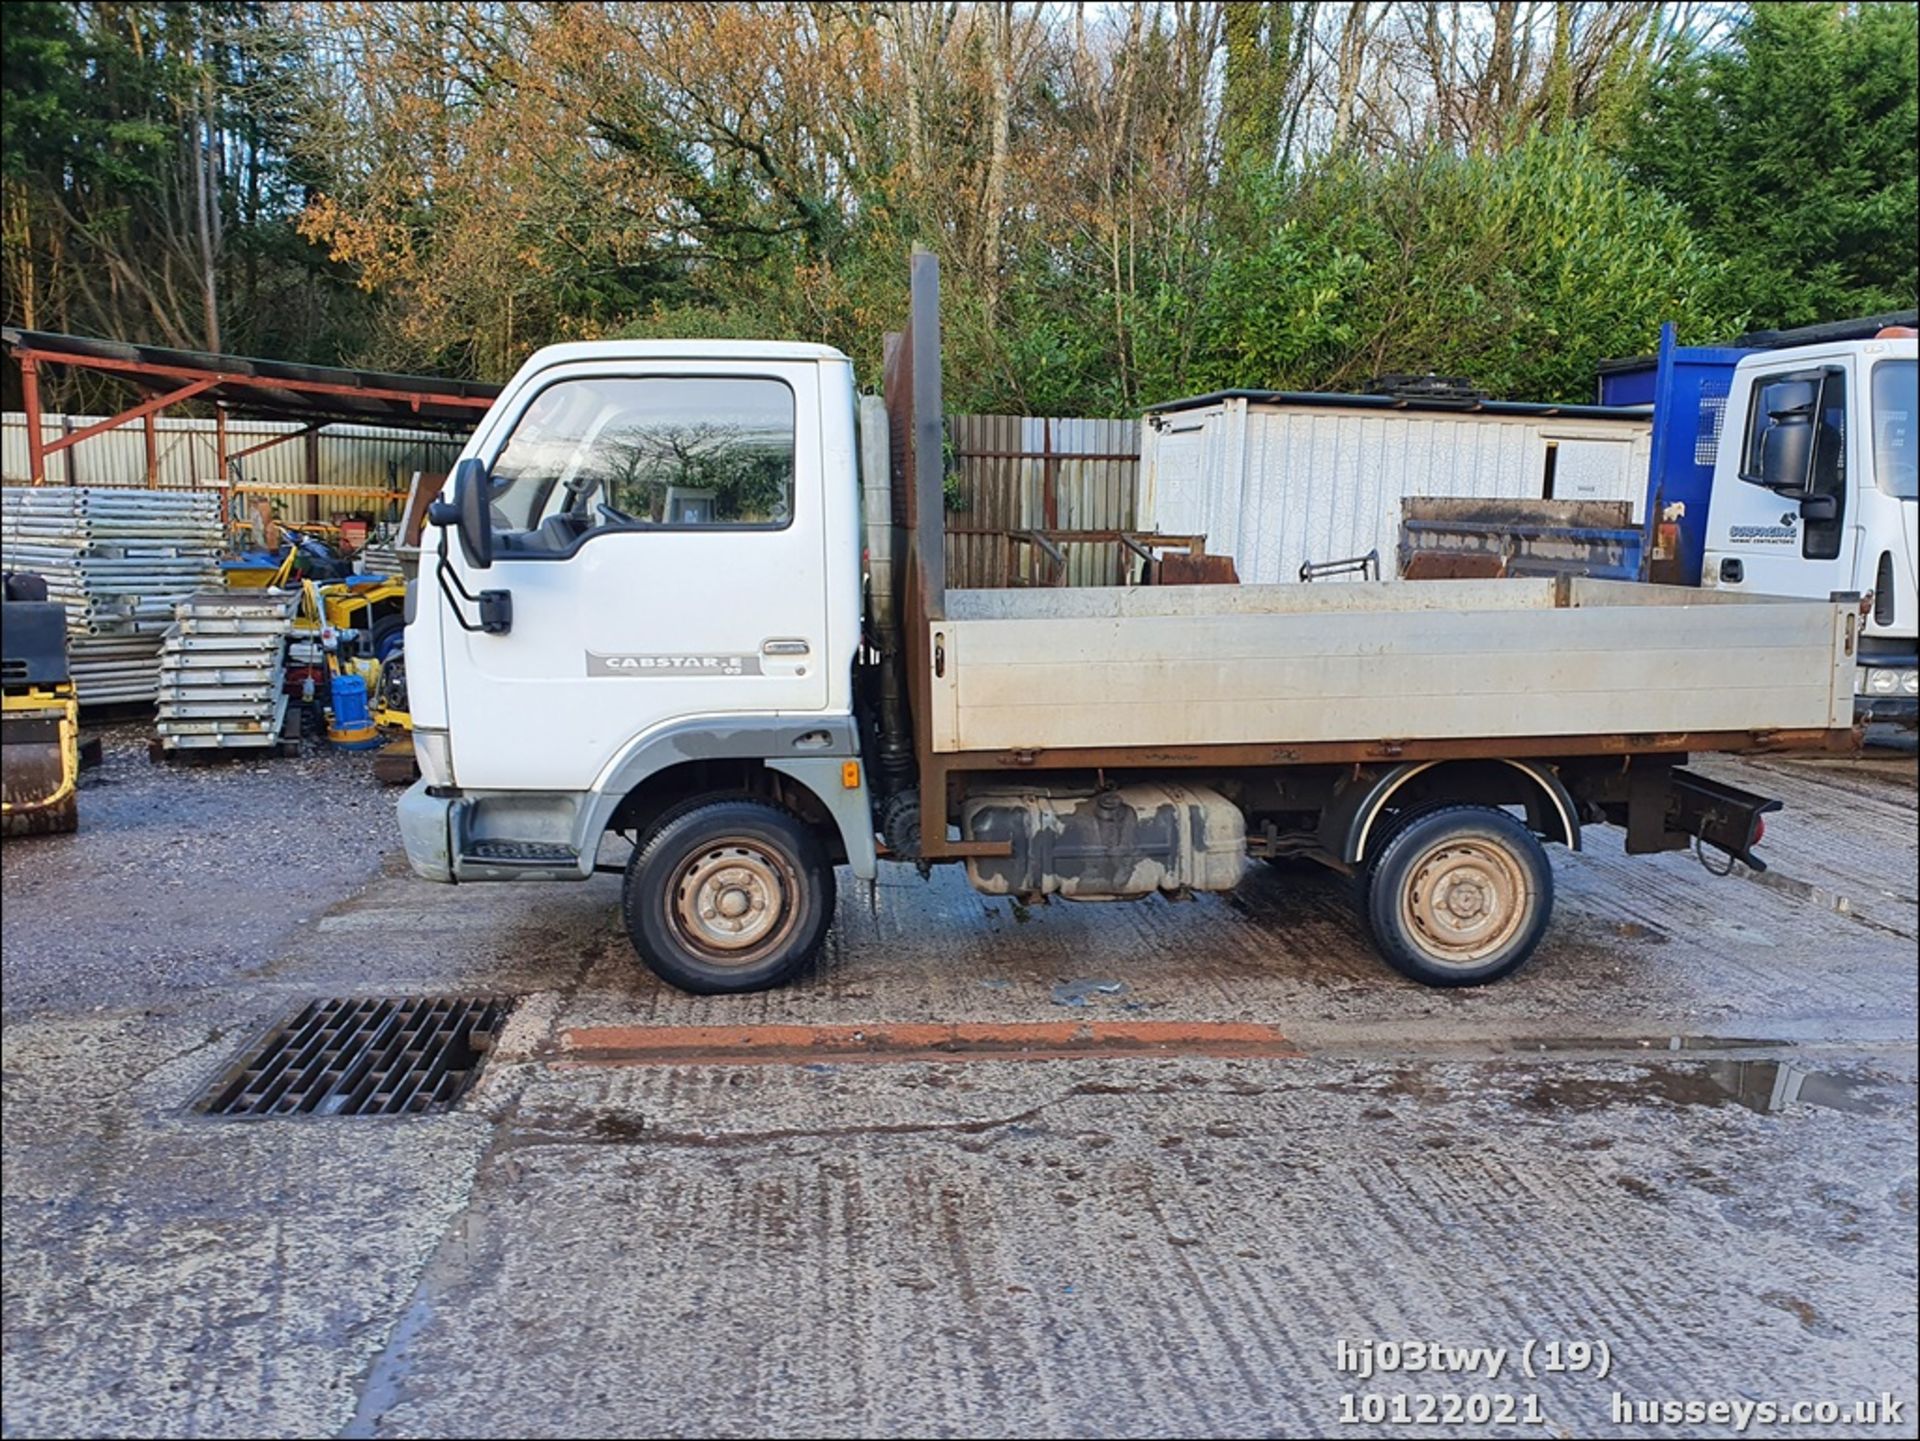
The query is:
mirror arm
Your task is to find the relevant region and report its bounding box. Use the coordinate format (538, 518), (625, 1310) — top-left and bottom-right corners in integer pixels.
(433, 526), (514, 636)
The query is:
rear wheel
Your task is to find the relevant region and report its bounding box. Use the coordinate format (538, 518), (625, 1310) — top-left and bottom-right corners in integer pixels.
(622, 799), (835, 995)
(1363, 804), (1553, 987)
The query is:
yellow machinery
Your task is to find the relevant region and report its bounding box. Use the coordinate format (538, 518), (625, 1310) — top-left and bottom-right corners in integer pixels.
(2, 575), (80, 836)
(291, 571), (408, 654)
(227, 533), (416, 762)
(292, 576), (413, 744)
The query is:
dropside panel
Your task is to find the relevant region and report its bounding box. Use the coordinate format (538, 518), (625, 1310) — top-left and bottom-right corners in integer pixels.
(929, 589), (1849, 753)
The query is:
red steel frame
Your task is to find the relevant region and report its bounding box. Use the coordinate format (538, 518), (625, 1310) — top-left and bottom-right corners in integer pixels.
(9, 341), (495, 496)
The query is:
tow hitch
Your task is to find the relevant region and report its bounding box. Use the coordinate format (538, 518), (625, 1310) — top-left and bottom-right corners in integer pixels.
(1668, 769), (1782, 873)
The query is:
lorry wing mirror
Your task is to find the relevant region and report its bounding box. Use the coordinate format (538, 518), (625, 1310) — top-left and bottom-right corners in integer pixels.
(1799, 494), (1839, 523)
(1741, 369), (1842, 498)
(1748, 400), (1815, 495)
(429, 458), (494, 569)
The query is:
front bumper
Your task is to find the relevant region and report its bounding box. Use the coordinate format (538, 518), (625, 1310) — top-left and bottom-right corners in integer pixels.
(397, 779), (456, 882)
(1854, 662), (1919, 726)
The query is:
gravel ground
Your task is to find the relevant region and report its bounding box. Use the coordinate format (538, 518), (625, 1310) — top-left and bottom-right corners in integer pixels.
(0, 721), (395, 1015)
(2, 721), (1915, 1439)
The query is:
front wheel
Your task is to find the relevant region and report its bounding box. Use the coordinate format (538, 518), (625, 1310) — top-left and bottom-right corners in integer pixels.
(622, 799), (836, 994)
(1363, 804), (1553, 987)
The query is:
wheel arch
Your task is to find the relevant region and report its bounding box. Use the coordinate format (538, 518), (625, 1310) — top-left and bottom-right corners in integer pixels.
(579, 718), (875, 880)
(1332, 759), (1581, 865)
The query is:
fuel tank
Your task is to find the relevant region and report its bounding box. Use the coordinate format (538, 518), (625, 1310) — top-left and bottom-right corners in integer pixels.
(961, 784), (1246, 901)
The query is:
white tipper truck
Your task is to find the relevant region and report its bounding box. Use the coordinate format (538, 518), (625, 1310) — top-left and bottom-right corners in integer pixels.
(399, 253), (1860, 996)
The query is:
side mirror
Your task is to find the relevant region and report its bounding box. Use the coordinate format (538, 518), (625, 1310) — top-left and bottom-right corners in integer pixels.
(1799, 494), (1839, 523)
(1749, 402), (1816, 495)
(429, 458), (494, 569)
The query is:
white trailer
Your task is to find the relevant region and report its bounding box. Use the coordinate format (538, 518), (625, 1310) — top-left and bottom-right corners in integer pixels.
(1139, 390), (1652, 584)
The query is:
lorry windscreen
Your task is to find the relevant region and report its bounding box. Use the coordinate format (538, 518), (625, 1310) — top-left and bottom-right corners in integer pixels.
(1872, 359), (1917, 500)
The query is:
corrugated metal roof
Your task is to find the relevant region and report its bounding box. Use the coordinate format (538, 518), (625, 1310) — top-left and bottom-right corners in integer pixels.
(1144, 387), (1642, 423)
(2, 327), (500, 431)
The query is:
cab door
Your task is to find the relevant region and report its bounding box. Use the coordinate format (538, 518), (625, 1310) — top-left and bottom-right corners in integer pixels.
(1707, 358), (1859, 601)
(440, 361), (830, 793)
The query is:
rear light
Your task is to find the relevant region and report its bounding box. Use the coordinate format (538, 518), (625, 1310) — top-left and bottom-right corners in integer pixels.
(1752, 816), (1766, 847)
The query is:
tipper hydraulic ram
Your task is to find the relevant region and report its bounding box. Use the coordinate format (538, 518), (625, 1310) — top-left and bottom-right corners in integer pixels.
(399, 251), (1858, 994)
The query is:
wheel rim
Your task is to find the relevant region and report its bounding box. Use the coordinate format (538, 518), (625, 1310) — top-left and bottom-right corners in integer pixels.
(668, 838), (799, 966)
(1398, 834), (1532, 967)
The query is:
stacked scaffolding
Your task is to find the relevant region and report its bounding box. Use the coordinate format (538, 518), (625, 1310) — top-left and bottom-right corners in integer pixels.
(0, 487), (224, 704)
(155, 591), (295, 750)
(355, 539), (404, 577)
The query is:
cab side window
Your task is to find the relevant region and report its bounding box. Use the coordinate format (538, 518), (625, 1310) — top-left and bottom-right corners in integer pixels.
(487, 376), (796, 552)
(1739, 369), (1846, 561)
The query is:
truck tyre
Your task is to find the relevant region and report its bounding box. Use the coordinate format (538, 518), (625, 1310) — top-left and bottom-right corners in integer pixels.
(369, 613), (406, 663)
(1350, 800), (1452, 927)
(1363, 805), (1553, 987)
(622, 799), (836, 995)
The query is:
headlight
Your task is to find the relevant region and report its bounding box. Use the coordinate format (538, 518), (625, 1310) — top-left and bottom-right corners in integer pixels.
(414, 727), (454, 787)
(1860, 667), (1919, 696)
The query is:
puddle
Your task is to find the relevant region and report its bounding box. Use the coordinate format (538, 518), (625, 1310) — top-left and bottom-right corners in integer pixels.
(1709, 1060), (1886, 1115)
(1524, 1060), (1887, 1116)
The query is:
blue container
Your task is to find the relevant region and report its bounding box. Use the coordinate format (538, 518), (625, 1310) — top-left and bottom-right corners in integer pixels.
(327, 672), (382, 748)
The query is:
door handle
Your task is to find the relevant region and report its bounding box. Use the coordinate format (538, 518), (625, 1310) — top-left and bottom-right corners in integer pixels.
(762, 638), (811, 656)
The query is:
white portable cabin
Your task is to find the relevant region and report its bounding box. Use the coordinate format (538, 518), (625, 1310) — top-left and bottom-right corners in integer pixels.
(1138, 389), (1654, 584)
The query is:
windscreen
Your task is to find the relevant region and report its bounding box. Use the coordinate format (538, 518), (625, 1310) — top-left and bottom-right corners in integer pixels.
(486, 375), (796, 532)
(1872, 358), (1917, 500)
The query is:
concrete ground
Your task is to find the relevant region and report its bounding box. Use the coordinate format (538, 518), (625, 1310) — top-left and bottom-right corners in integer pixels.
(3, 726), (1916, 1439)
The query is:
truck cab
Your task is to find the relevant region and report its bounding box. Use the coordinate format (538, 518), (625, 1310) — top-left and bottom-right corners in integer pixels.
(399, 340), (874, 902)
(1695, 332), (1917, 719)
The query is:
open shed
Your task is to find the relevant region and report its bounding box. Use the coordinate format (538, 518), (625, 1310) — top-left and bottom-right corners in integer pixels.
(2, 328), (500, 526)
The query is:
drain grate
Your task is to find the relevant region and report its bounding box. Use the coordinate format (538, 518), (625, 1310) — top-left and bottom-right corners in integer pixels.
(199, 995), (513, 1117)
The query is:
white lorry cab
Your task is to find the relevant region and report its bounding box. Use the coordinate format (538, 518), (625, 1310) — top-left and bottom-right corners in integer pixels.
(1699, 329), (1918, 720)
(400, 254), (1859, 998)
